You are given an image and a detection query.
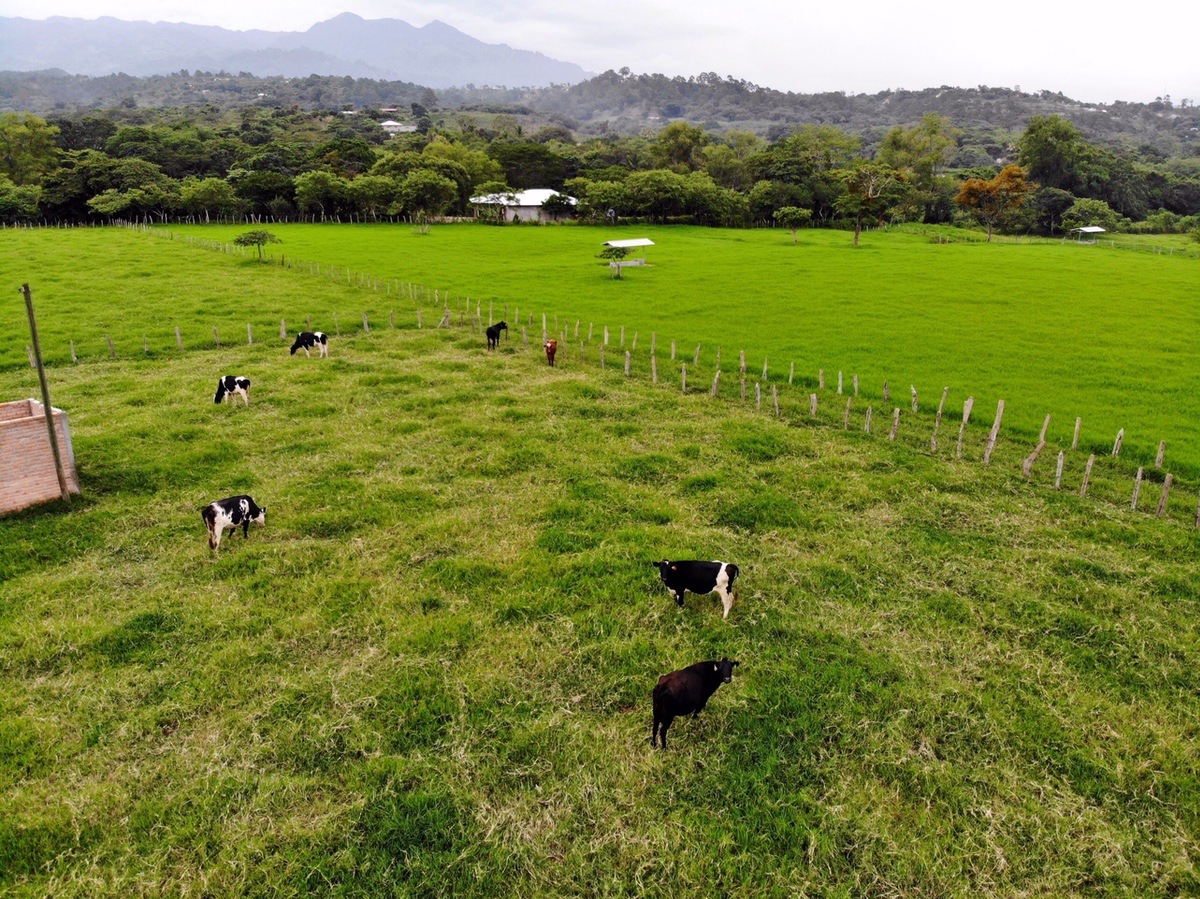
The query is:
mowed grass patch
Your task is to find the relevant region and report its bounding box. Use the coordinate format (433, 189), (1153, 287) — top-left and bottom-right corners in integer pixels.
(1, 316), (1198, 896)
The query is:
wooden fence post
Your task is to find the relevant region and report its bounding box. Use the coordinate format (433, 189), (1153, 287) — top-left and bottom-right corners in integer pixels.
(883, 380), (889, 403)
(711, 370), (720, 397)
(818, 369), (825, 390)
(1112, 428), (1124, 457)
(625, 351), (631, 376)
(247, 323), (253, 345)
(521, 326), (527, 346)
(1072, 417), (1082, 450)
(740, 377), (746, 402)
(1131, 467), (1143, 511)
(789, 361), (794, 385)
(1156, 474), (1173, 518)
(632, 332), (638, 352)
(603, 325), (609, 345)
(864, 406), (873, 433)
(588, 322), (594, 341)
(620, 325), (625, 346)
(853, 374), (859, 397)
(1156, 441), (1166, 468)
(773, 385), (779, 417)
(1055, 451), (1064, 489)
(70, 339), (77, 363)
(983, 400), (1005, 465)
(27, 345), (35, 368)
(930, 386), (950, 451)
(755, 382), (761, 411)
(600, 345), (605, 369)
(143, 335), (149, 354)
(681, 363), (687, 393)
(694, 343), (701, 365)
(809, 394), (818, 417)
(280, 319), (287, 340)
(652, 355), (658, 384)
(417, 310), (423, 329)
(389, 310), (395, 329)
(1080, 454), (1096, 496)
(306, 316), (312, 331)
(212, 327), (220, 347)
(889, 408), (900, 441)
(739, 350), (746, 374)
(762, 358), (768, 381)
(106, 334), (116, 356)
(575, 320), (581, 339)
(362, 313), (370, 333)
(910, 385), (918, 413)
(837, 371), (843, 394)
(956, 396), (975, 460)
(650, 332), (656, 355)
(671, 340), (676, 360)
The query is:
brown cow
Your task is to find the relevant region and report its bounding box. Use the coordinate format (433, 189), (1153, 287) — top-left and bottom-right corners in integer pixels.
(544, 339), (558, 366)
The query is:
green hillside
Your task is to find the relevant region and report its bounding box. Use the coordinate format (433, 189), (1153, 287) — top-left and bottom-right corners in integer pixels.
(1, 229), (1197, 895)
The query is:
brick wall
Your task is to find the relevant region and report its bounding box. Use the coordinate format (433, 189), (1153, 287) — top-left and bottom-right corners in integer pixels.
(0, 399), (80, 515)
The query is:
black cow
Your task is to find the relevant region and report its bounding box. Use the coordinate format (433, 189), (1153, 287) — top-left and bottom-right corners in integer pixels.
(290, 331), (328, 357)
(653, 559), (740, 619)
(651, 658), (739, 749)
(213, 375), (251, 405)
(486, 320), (508, 350)
(201, 494), (266, 551)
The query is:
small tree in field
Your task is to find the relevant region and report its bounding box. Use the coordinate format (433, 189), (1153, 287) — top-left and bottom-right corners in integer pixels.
(774, 206), (813, 243)
(234, 229), (281, 261)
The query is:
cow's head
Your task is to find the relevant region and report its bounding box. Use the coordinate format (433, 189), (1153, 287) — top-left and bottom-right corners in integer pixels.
(252, 508), (266, 526)
(715, 658), (739, 683)
(652, 559), (675, 574)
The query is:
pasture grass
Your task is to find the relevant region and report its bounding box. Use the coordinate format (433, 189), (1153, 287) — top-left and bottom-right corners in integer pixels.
(1, 239), (1198, 895)
(4, 221), (1193, 477)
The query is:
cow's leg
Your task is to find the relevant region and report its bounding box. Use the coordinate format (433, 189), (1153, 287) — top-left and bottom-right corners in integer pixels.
(660, 718), (671, 749)
(720, 589), (734, 619)
(673, 589), (686, 607)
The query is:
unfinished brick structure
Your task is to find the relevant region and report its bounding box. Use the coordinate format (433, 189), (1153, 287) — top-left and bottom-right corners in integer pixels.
(0, 399), (80, 514)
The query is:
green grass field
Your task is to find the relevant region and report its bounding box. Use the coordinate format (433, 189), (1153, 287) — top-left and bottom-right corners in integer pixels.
(1, 224), (1198, 895)
(5, 222), (1194, 477)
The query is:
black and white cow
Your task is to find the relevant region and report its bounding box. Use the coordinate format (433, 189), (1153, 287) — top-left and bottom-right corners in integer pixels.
(213, 375), (251, 405)
(653, 559), (740, 619)
(486, 320), (508, 350)
(290, 331), (328, 357)
(651, 657), (739, 749)
(201, 495), (266, 551)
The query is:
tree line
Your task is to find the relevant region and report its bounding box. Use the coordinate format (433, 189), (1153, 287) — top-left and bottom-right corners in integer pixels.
(1, 104), (1199, 239)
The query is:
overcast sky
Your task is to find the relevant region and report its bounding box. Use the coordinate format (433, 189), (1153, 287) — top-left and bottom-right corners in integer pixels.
(3, 0), (1198, 105)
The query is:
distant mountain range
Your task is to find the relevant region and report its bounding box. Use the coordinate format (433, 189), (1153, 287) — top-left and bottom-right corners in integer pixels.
(0, 13), (593, 88)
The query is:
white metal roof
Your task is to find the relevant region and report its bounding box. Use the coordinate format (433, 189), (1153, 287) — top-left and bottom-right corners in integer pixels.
(469, 189), (575, 206)
(603, 238), (655, 248)
(1071, 226), (1107, 233)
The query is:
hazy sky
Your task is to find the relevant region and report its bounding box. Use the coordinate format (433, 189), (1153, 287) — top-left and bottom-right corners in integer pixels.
(3, 0), (1197, 105)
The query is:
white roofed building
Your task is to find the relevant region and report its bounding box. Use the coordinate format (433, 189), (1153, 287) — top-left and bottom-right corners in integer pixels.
(468, 188), (577, 223)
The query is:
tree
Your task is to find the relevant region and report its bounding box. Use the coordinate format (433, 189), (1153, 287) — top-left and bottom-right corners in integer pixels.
(773, 206), (813, 242)
(179, 177), (240, 222)
(293, 170), (348, 220)
(652, 121), (709, 172)
(0, 113), (60, 185)
(346, 175), (400, 221)
(954, 164), (1032, 240)
(233, 229), (282, 262)
(394, 169), (458, 216)
(1017, 115), (1087, 193)
(1061, 197), (1125, 233)
(834, 162), (903, 245)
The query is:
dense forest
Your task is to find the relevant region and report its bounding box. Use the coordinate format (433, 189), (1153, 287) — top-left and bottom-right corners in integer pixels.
(1, 68), (1199, 237)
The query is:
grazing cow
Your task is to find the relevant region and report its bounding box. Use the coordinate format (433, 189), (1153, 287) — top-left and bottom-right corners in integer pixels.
(544, 338), (558, 366)
(213, 375), (251, 406)
(653, 559), (740, 619)
(201, 495), (266, 551)
(290, 331), (328, 357)
(486, 320), (508, 350)
(652, 658), (739, 749)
